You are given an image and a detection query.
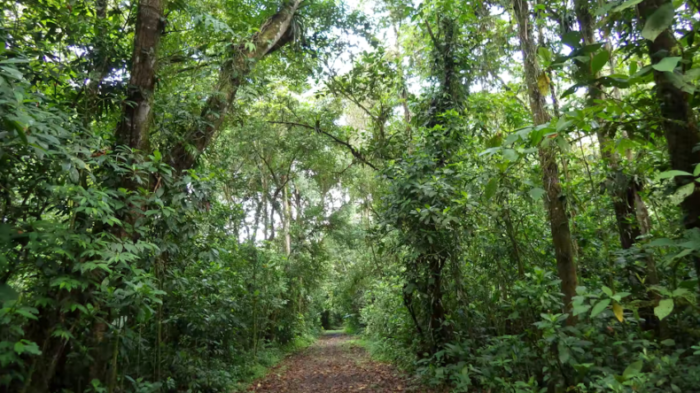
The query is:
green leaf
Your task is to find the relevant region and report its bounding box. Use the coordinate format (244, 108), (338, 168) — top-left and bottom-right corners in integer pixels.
(629, 61), (638, 76)
(591, 299), (611, 318)
(647, 238), (675, 247)
(601, 286), (613, 297)
(694, 164), (700, 177)
(623, 360), (643, 379)
(562, 31), (581, 48)
(670, 183), (695, 205)
(591, 50), (610, 74)
(20, 340), (41, 355)
(664, 71), (695, 94)
(652, 56), (681, 72)
(484, 178), (498, 201)
(13, 341), (25, 354)
(69, 167), (80, 184)
(529, 187), (545, 200)
(660, 339), (675, 346)
(654, 299), (674, 320)
(641, 3), (675, 42)
(503, 149), (518, 162)
(573, 304), (591, 316)
(153, 150), (162, 161)
(613, 0), (643, 12)
(538, 47), (552, 65)
(657, 170), (693, 180)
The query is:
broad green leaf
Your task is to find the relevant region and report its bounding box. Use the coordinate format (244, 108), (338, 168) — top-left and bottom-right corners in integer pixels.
(591, 299), (611, 318)
(591, 50), (610, 74)
(657, 170), (693, 180)
(686, 68), (700, 81)
(664, 71), (695, 94)
(629, 61), (638, 76)
(529, 187), (545, 200)
(623, 360), (643, 379)
(641, 3), (675, 42)
(573, 304), (591, 316)
(484, 178), (498, 201)
(654, 299), (674, 320)
(20, 340), (41, 355)
(652, 56), (681, 72)
(601, 286), (613, 297)
(503, 149), (518, 162)
(558, 341), (571, 364)
(670, 183), (695, 205)
(647, 238), (675, 247)
(562, 31), (581, 48)
(613, 0), (643, 12)
(538, 47), (552, 65)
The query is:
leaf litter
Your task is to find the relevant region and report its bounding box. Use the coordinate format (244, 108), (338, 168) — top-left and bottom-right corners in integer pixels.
(248, 333), (442, 393)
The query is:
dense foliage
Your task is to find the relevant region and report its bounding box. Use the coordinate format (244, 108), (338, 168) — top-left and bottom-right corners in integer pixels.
(2, 0), (700, 392)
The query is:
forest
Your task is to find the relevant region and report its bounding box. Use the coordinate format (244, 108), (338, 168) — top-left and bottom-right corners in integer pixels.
(2, 0), (700, 391)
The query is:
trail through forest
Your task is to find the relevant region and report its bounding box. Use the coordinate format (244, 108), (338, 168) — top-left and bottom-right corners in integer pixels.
(248, 333), (436, 393)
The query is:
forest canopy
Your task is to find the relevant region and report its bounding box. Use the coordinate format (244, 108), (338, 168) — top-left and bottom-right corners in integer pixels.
(2, 0), (700, 392)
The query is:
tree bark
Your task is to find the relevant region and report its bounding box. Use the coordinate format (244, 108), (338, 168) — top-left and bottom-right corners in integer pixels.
(168, 0), (303, 172)
(504, 207), (524, 278)
(283, 180), (292, 257)
(638, 0), (700, 287)
(513, 0), (578, 321)
(115, 0), (164, 152)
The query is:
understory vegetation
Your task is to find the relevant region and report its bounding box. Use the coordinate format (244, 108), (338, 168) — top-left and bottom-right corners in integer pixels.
(2, 0), (700, 392)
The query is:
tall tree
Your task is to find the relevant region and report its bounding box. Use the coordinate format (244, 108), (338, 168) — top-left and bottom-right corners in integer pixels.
(637, 0), (700, 285)
(513, 0), (578, 320)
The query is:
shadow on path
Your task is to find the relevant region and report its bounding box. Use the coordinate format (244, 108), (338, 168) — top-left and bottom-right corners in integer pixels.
(248, 333), (437, 393)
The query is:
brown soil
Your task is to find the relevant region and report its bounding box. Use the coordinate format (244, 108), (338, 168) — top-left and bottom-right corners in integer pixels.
(248, 333), (438, 393)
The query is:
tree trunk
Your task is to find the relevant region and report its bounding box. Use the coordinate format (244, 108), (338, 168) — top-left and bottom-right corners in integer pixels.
(574, 0), (643, 250)
(283, 180), (292, 257)
(115, 0), (164, 152)
(427, 256), (450, 352)
(638, 0), (700, 288)
(513, 0), (578, 321)
(168, 0), (303, 172)
(95, 0), (165, 385)
(504, 207), (524, 278)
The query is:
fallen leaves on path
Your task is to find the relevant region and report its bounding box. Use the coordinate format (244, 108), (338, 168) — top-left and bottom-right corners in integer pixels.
(248, 333), (439, 393)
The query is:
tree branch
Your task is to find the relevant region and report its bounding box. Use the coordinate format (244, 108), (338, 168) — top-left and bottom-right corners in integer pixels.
(268, 121), (378, 171)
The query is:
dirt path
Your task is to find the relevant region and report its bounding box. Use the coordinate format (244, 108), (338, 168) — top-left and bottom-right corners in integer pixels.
(248, 333), (436, 393)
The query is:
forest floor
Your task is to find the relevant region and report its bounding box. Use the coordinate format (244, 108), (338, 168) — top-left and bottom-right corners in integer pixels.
(247, 332), (438, 393)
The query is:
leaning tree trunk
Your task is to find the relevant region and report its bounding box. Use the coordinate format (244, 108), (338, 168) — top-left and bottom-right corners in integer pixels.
(638, 0), (700, 289)
(513, 0), (578, 322)
(168, 0), (303, 172)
